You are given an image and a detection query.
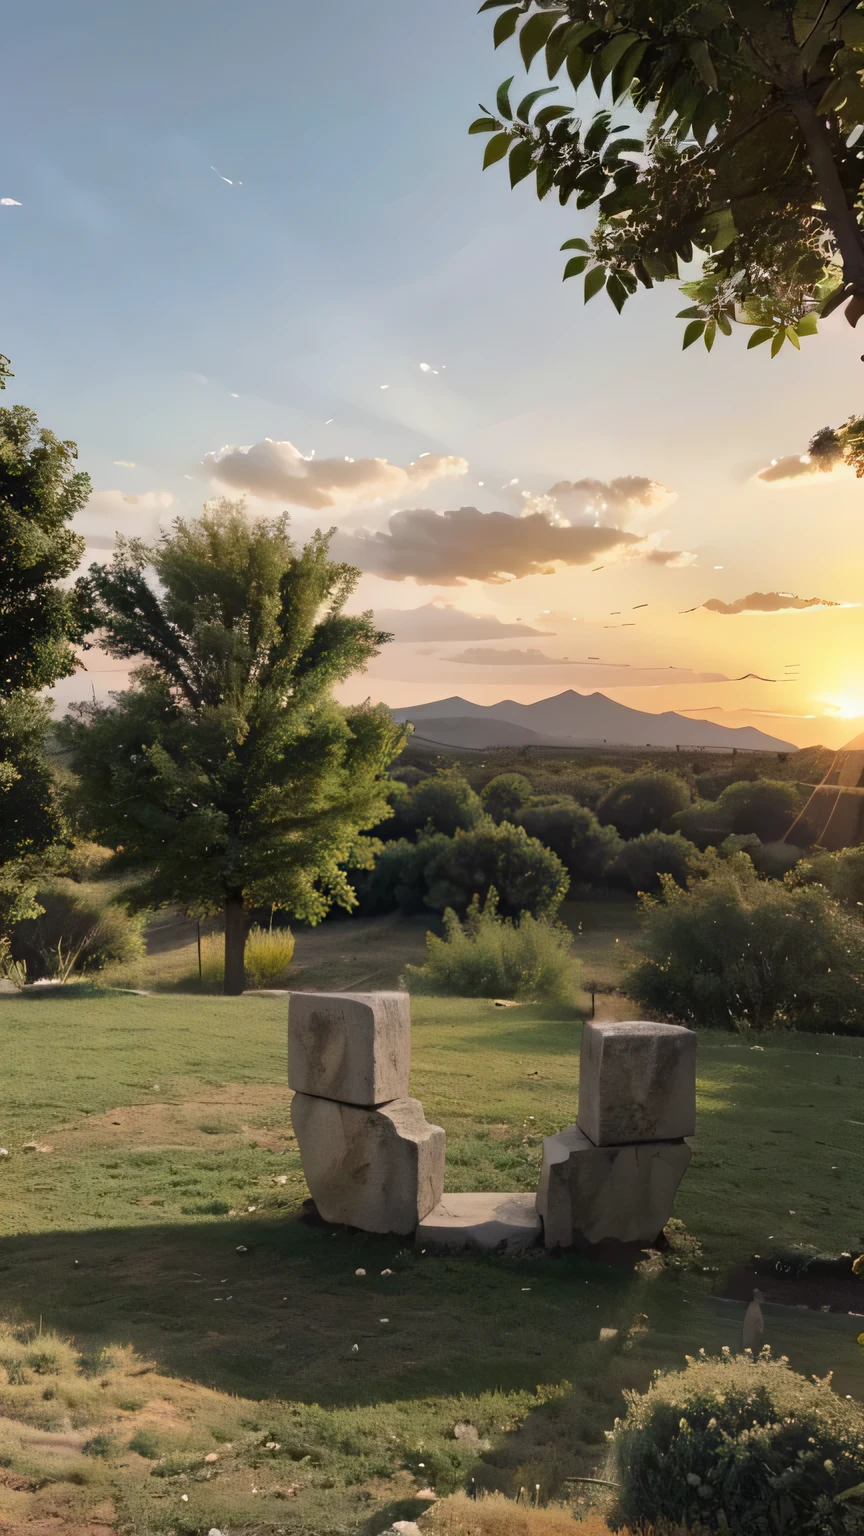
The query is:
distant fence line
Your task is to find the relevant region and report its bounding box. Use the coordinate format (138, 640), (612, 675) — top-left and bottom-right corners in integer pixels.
(405, 732), (791, 760)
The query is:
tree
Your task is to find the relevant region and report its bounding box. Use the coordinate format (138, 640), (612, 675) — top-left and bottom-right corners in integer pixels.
(597, 770), (690, 836)
(517, 798), (622, 881)
(60, 501), (405, 994)
(481, 771), (534, 821)
(715, 777), (801, 840)
(424, 818), (570, 918)
(389, 770), (484, 839)
(611, 828), (701, 891)
(472, 0), (864, 356)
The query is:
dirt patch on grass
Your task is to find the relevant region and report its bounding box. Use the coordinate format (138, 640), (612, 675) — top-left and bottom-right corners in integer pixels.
(47, 1083), (295, 1155)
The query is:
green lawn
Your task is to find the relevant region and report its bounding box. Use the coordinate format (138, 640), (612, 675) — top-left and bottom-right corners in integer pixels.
(0, 987), (861, 1534)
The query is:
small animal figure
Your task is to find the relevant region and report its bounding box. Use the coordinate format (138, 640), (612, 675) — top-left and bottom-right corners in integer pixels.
(742, 1288), (766, 1354)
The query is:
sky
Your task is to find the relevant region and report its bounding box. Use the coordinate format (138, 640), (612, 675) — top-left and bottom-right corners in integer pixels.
(4, 0), (864, 749)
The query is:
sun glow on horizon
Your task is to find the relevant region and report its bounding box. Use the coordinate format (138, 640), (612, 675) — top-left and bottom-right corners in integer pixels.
(820, 694), (864, 719)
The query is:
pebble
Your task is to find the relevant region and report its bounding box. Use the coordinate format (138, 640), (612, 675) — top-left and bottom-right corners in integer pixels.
(204, 1453), (219, 1464)
(381, 1268), (393, 1276)
(351, 1344), (359, 1353)
(236, 1245), (248, 1253)
(355, 1268), (366, 1277)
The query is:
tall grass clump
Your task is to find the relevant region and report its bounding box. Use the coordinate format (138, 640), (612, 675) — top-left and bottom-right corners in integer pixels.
(607, 1349), (864, 1535)
(403, 890), (577, 1003)
(197, 924), (295, 990)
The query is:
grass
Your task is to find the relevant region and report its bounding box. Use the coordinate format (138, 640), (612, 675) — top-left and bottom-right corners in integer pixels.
(0, 976), (861, 1532)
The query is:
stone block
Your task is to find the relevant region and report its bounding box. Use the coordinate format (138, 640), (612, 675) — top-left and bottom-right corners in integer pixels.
(536, 1124), (691, 1249)
(416, 1192), (541, 1253)
(577, 1020), (696, 1145)
(291, 1093), (444, 1234)
(288, 991), (410, 1107)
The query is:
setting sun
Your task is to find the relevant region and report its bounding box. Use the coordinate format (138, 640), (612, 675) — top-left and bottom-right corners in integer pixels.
(820, 695), (864, 719)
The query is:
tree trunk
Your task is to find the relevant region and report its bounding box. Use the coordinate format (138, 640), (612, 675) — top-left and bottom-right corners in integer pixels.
(790, 94), (864, 307)
(224, 896), (247, 996)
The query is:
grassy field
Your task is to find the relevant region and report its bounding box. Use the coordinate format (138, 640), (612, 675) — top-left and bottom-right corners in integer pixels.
(0, 985), (861, 1534)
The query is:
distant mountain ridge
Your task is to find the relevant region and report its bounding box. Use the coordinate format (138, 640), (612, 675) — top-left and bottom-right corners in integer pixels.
(391, 691), (796, 752)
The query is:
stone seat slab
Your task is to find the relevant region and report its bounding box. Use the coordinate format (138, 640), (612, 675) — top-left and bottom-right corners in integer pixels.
(416, 1192), (541, 1252)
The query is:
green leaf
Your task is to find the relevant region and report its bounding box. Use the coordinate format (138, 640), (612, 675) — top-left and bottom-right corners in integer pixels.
(611, 40), (649, 100)
(747, 327), (773, 348)
(584, 266), (606, 302)
(496, 77), (514, 120)
(561, 237), (591, 252)
(508, 138), (535, 186)
(519, 10), (564, 69)
(534, 103), (572, 129)
(593, 32), (640, 92)
(545, 18), (581, 78)
(605, 273), (629, 312)
(796, 312), (819, 337)
(716, 312), (732, 336)
(676, 305), (704, 319)
(691, 92), (719, 147)
(682, 320), (705, 349)
(703, 318), (716, 351)
(563, 254), (590, 279)
(584, 111), (612, 154)
(566, 47), (592, 92)
(687, 39), (718, 90)
(493, 6), (522, 46)
(770, 329), (786, 357)
(483, 132), (512, 168)
(516, 86), (558, 123)
(478, 0), (519, 11)
(785, 325), (801, 349)
(468, 116), (500, 135)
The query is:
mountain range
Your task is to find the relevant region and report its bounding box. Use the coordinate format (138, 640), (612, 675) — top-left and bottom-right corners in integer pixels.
(391, 691), (796, 753)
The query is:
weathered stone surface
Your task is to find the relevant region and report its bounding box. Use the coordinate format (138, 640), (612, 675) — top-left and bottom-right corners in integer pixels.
(416, 1192), (541, 1253)
(291, 1093), (444, 1234)
(536, 1124), (691, 1249)
(577, 1020), (696, 1146)
(288, 991), (410, 1107)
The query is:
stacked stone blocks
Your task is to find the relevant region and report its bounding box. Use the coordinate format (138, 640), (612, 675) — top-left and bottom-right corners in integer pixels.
(289, 991), (445, 1235)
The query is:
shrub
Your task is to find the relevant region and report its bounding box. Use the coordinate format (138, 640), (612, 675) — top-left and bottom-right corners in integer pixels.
(694, 763), (761, 801)
(715, 778), (802, 841)
(481, 773), (534, 822)
(611, 832), (702, 894)
(609, 1349), (864, 1536)
(423, 819), (569, 919)
(793, 845), (864, 908)
(627, 857), (864, 1032)
(391, 771), (484, 840)
(404, 891), (577, 1002)
(516, 801), (622, 884)
(598, 772), (691, 837)
(352, 833), (451, 916)
(196, 924), (295, 989)
(550, 764), (627, 810)
(11, 879), (145, 980)
(669, 800), (733, 850)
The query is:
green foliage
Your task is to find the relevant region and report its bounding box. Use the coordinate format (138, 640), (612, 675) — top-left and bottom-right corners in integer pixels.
(472, 0), (864, 354)
(386, 770), (484, 840)
(423, 818), (569, 919)
(669, 798), (733, 850)
(0, 403), (89, 697)
(557, 764), (627, 809)
(196, 924), (296, 989)
(715, 778), (802, 841)
(609, 1349), (864, 1534)
(610, 829), (701, 893)
(0, 693), (63, 864)
(60, 501), (404, 989)
(794, 844), (864, 908)
(628, 857), (864, 1032)
(11, 879), (145, 981)
(516, 799), (622, 883)
(480, 771), (534, 822)
(598, 770), (691, 837)
(404, 889), (577, 1003)
(352, 833), (450, 916)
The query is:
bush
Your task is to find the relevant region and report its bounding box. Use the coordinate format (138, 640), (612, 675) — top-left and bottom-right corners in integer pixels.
(627, 857), (864, 1032)
(423, 819), (569, 919)
(404, 891), (577, 1003)
(611, 832), (702, 893)
(196, 924), (295, 989)
(715, 778), (802, 841)
(669, 800), (733, 850)
(352, 833), (451, 916)
(793, 845), (864, 908)
(389, 771), (484, 840)
(516, 801), (622, 884)
(694, 763), (761, 801)
(481, 773), (534, 822)
(609, 1349), (864, 1535)
(598, 772), (691, 837)
(11, 879), (145, 980)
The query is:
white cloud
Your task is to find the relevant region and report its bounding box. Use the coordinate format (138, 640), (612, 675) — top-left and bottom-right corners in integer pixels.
(374, 602), (552, 641)
(703, 590), (841, 615)
(203, 438), (468, 509)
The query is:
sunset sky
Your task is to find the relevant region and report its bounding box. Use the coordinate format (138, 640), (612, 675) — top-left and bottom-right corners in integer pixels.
(5, 0), (864, 749)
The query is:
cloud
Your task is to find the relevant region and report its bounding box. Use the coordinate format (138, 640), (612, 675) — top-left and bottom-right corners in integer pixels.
(85, 490), (175, 518)
(535, 475), (674, 522)
(202, 438), (468, 510)
(443, 649), (736, 684)
(702, 590), (840, 615)
(373, 602), (551, 641)
(756, 430), (851, 484)
(644, 547), (697, 568)
(336, 506), (645, 585)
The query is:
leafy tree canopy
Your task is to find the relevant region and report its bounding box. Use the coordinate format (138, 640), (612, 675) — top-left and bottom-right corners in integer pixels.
(472, 0), (864, 355)
(385, 770), (484, 840)
(517, 797), (622, 880)
(60, 501), (404, 992)
(0, 404), (89, 696)
(481, 771), (535, 821)
(597, 768), (690, 835)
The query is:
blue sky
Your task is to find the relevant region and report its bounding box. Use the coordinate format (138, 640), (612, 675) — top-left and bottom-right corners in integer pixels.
(4, 0), (864, 744)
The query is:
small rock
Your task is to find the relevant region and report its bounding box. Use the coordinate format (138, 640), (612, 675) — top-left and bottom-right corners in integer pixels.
(380, 1267), (393, 1276)
(454, 1422), (479, 1442)
(204, 1452), (219, 1463)
(181, 1493), (189, 1501)
(351, 1343), (359, 1353)
(236, 1244), (248, 1253)
(264, 1441), (280, 1450)
(0, 1149), (9, 1157)
(599, 1327), (619, 1343)
(391, 1523), (423, 1536)
(248, 1205), (257, 1212)
(355, 1268), (366, 1277)
(275, 1175), (288, 1184)
(209, 1529), (224, 1536)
